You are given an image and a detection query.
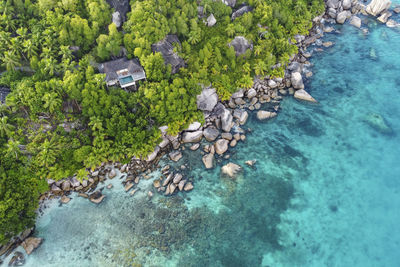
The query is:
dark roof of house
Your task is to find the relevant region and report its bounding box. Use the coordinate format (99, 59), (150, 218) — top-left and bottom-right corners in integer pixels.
(0, 87), (11, 104)
(98, 58), (145, 83)
(151, 35), (185, 74)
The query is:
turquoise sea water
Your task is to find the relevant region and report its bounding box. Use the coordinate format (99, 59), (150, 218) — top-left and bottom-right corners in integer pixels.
(7, 10), (400, 267)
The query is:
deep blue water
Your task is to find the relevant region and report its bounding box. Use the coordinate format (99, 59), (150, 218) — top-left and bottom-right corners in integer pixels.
(5, 9), (400, 267)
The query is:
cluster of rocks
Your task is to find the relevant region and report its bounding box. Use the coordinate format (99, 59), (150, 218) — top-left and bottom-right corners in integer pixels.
(47, 158), (161, 206)
(152, 165), (194, 195)
(161, 66), (317, 171)
(326, 0), (396, 28)
(0, 227), (42, 266)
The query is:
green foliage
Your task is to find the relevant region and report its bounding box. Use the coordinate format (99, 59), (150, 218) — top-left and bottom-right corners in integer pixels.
(0, 148), (42, 245)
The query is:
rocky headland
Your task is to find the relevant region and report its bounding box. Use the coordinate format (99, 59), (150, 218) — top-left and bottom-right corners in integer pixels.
(2, 0), (399, 264)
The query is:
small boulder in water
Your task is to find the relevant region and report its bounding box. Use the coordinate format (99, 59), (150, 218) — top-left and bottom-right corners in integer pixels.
(291, 72), (304, 89)
(350, 16), (362, 28)
(89, 191), (105, 204)
(215, 139), (229, 155)
(245, 160), (257, 167)
(257, 111), (277, 120)
(169, 151), (182, 162)
(109, 169), (117, 179)
(8, 251), (25, 266)
(60, 195), (71, 204)
(294, 89), (317, 103)
(184, 182), (194, 191)
(21, 237), (42, 255)
(202, 153), (215, 169)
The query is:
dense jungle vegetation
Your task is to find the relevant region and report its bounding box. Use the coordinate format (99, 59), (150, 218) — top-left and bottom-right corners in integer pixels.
(0, 0), (324, 244)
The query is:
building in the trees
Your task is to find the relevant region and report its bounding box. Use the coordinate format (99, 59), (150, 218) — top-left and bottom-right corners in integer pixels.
(98, 57), (146, 89)
(152, 35), (185, 74)
(0, 87), (11, 105)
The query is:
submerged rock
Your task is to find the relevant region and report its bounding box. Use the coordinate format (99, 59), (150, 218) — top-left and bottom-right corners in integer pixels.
(178, 180), (186, 191)
(125, 182), (134, 192)
(190, 143), (200, 150)
(60, 195), (71, 204)
(109, 169), (117, 179)
(173, 173), (183, 184)
(169, 151), (182, 162)
(364, 113), (393, 134)
(294, 89), (317, 103)
(245, 160), (257, 166)
(221, 163), (242, 179)
(8, 251), (25, 266)
(21, 237), (42, 255)
(89, 191), (105, 204)
(183, 182), (194, 191)
(163, 173), (174, 187)
(386, 19), (398, 27)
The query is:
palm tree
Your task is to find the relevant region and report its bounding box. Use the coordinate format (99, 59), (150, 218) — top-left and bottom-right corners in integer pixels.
(10, 37), (26, 61)
(0, 116), (15, 138)
(42, 92), (61, 114)
(59, 45), (73, 61)
(5, 139), (20, 160)
(23, 39), (38, 59)
(243, 62), (251, 74)
(254, 60), (267, 76)
(237, 75), (253, 89)
(225, 24), (235, 37)
(36, 139), (57, 168)
(0, 32), (12, 49)
(43, 57), (58, 76)
(188, 30), (201, 45)
(1, 51), (21, 71)
(89, 116), (104, 132)
(254, 45), (263, 56)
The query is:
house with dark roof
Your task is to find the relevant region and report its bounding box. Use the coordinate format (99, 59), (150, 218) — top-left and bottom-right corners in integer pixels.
(152, 35), (185, 74)
(98, 57), (146, 89)
(0, 87), (11, 105)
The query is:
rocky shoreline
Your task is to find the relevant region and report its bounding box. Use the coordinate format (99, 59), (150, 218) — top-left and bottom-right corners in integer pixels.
(2, 0), (399, 264)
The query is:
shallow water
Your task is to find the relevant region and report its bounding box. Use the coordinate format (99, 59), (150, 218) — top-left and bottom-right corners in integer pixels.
(9, 9), (400, 267)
